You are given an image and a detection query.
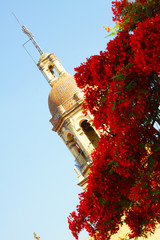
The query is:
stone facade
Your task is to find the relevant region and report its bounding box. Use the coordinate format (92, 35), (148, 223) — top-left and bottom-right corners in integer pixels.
(38, 52), (99, 188)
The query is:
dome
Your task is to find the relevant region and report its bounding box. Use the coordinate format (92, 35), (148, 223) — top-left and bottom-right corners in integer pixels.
(48, 73), (81, 116)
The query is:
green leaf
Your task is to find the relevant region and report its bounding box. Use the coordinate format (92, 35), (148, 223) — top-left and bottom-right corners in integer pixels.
(99, 197), (108, 206)
(108, 160), (119, 168)
(154, 144), (160, 152)
(126, 62), (133, 68)
(105, 31), (117, 38)
(108, 160), (115, 166)
(112, 100), (117, 111)
(148, 157), (156, 170)
(125, 80), (135, 91)
(105, 220), (114, 226)
(114, 91), (121, 95)
(101, 96), (107, 103)
(112, 74), (126, 81)
(139, 143), (145, 149)
(139, 88), (148, 94)
(151, 190), (160, 196)
(108, 169), (114, 175)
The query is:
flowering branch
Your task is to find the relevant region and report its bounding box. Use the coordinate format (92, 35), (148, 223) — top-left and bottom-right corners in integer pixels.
(68, 1), (160, 239)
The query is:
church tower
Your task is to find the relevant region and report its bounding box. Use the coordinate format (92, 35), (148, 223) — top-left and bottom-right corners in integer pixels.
(20, 23), (99, 189)
(38, 52), (99, 189)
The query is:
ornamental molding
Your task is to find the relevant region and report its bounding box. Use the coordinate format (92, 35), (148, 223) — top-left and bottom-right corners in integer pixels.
(50, 96), (83, 132)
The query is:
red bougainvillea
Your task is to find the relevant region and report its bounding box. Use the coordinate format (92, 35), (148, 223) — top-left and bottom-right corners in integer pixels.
(68, 1), (160, 239)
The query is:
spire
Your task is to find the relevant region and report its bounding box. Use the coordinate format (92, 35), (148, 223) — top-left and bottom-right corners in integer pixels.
(12, 12), (43, 56)
(21, 25), (43, 55)
(13, 13), (66, 86)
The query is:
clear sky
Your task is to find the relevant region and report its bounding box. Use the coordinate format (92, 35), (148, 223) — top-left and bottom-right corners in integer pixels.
(0, 1), (114, 240)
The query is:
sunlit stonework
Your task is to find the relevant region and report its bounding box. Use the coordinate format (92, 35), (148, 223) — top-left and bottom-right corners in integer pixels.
(37, 52), (100, 189)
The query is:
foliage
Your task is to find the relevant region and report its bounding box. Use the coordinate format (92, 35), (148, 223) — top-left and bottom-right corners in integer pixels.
(68, 1), (160, 239)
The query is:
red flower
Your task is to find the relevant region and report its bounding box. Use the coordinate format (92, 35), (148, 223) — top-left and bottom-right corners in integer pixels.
(68, 1), (160, 239)
(131, 14), (160, 75)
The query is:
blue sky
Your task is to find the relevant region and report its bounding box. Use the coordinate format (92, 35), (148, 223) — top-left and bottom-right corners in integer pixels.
(0, 1), (114, 240)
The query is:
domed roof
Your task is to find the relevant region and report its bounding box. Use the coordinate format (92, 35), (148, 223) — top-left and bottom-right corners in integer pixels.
(48, 73), (81, 116)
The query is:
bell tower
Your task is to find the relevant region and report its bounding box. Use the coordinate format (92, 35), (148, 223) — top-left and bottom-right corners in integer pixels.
(20, 23), (100, 189)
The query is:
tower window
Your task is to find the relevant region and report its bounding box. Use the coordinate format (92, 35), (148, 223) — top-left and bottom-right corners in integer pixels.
(80, 120), (99, 148)
(48, 65), (55, 75)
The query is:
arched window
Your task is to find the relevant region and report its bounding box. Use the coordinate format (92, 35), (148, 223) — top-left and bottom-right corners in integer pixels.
(80, 120), (99, 148)
(66, 133), (87, 173)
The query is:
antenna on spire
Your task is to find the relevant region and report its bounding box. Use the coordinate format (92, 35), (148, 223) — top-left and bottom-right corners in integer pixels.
(12, 12), (43, 56)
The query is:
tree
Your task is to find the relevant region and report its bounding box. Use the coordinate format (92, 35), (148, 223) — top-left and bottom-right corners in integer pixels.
(68, 1), (160, 239)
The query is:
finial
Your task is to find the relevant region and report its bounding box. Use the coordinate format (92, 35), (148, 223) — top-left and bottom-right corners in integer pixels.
(12, 12), (43, 55)
(33, 232), (40, 240)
